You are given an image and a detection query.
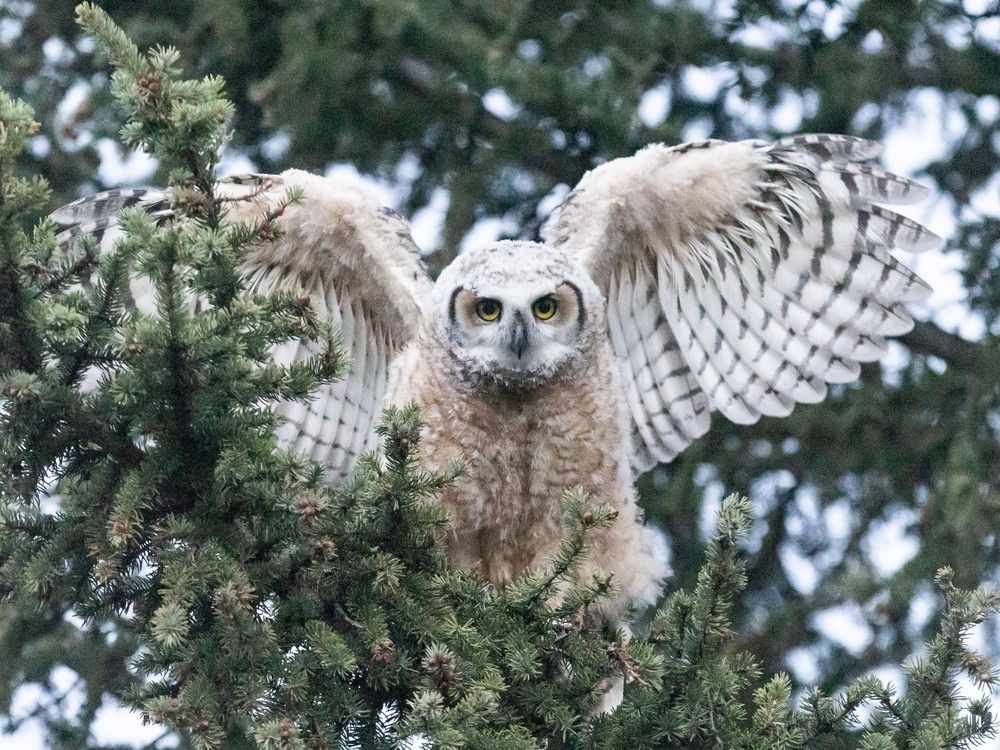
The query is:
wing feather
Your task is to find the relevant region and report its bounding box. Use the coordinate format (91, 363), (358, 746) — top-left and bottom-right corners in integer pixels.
(698, 273), (827, 406)
(544, 134), (937, 471)
(50, 170), (430, 482)
(666, 268), (775, 424)
(344, 299), (375, 463)
(618, 272), (679, 460)
(607, 278), (666, 464)
(630, 271), (697, 454)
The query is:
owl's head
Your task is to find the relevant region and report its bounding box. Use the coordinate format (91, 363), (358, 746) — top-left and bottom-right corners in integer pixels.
(430, 241), (603, 388)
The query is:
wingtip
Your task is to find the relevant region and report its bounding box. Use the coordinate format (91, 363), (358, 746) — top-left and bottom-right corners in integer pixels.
(921, 229), (945, 253)
(904, 276), (935, 304)
(900, 180), (933, 204)
(48, 195), (90, 225)
(777, 133), (884, 162)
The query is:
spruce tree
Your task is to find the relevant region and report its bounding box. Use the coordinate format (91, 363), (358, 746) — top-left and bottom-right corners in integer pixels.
(3, 0), (998, 705)
(1, 6), (998, 750)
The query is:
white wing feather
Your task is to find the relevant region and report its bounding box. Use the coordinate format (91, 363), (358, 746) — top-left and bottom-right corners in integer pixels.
(50, 170), (430, 481)
(543, 135), (938, 472)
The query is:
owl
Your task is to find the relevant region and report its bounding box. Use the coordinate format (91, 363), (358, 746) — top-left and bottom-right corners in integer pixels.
(51, 134), (937, 617)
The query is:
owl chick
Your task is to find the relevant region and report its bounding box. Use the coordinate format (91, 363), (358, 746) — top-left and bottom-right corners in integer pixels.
(51, 135), (938, 617)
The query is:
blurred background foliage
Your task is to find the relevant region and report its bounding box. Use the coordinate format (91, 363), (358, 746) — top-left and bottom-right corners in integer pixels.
(1, 0), (998, 745)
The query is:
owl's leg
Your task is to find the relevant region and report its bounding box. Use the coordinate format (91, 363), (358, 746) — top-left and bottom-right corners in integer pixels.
(593, 674), (625, 715)
(590, 622), (632, 717)
(584, 509), (670, 617)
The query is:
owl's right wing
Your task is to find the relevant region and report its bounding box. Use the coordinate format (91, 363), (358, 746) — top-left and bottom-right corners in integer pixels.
(543, 135), (938, 473)
(50, 170), (431, 481)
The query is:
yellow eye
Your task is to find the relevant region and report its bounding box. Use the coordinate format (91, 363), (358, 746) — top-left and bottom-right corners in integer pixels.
(532, 295), (558, 320)
(475, 298), (502, 322)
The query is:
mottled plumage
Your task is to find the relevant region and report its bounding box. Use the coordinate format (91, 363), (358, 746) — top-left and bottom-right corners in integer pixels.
(51, 135), (938, 617)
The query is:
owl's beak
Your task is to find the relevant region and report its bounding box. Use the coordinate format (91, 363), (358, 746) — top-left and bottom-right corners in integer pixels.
(508, 312), (530, 359)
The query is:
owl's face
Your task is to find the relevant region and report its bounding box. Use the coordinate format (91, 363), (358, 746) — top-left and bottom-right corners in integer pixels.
(431, 241), (602, 388)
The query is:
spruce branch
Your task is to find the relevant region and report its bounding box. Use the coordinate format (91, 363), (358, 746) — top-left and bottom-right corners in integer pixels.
(75, 2), (232, 225)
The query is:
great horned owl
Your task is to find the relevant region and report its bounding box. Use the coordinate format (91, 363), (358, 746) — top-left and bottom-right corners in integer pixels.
(52, 135), (937, 615)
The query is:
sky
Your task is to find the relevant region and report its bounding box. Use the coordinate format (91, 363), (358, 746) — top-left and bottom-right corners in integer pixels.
(3, 3), (1000, 747)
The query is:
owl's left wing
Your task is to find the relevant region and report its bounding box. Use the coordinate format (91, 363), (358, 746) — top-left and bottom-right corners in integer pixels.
(543, 135), (938, 473)
(50, 170), (431, 481)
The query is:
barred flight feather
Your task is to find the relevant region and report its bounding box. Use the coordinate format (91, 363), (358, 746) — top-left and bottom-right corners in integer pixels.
(543, 133), (937, 472)
(50, 171), (430, 481)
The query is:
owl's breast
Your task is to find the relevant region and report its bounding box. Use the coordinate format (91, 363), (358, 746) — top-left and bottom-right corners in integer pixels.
(384, 339), (635, 585)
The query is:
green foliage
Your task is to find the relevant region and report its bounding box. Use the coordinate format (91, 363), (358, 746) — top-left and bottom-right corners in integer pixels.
(1, 6), (996, 696)
(596, 498), (999, 750)
(19, 1), (989, 695)
(1, 3), (999, 749)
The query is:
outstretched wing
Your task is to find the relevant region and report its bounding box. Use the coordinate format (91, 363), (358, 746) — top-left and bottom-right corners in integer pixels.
(543, 135), (938, 473)
(50, 170), (431, 481)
